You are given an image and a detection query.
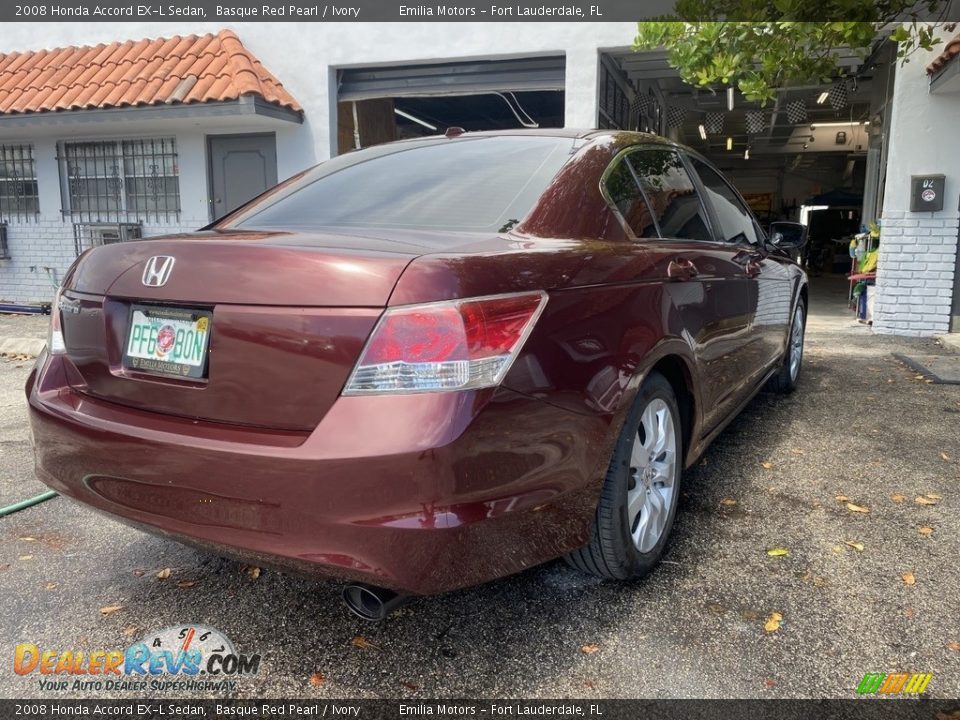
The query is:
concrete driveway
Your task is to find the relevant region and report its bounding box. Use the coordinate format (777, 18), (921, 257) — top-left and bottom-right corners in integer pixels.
(1, 278), (958, 699)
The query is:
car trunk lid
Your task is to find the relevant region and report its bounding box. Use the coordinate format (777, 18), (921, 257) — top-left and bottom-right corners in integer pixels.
(58, 230), (419, 430)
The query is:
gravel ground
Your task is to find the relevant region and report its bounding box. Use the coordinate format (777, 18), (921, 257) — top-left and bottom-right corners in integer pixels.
(0, 279), (958, 699)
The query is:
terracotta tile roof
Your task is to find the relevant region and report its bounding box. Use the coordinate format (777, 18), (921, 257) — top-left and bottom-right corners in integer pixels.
(927, 34), (960, 75)
(0, 29), (302, 115)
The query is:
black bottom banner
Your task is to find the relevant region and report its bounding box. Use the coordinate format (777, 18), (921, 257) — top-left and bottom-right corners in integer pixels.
(2, 699), (959, 720)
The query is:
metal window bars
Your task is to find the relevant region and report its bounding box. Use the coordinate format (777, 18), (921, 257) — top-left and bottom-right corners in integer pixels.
(0, 144), (40, 222)
(59, 138), (180, 223)
(72, 222), (143, 256)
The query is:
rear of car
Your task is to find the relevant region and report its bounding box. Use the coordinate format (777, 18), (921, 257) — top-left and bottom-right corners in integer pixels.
(26, 134), (597, 595)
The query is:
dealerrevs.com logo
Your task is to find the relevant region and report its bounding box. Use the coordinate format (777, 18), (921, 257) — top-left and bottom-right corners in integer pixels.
(14, 625), (260, 693)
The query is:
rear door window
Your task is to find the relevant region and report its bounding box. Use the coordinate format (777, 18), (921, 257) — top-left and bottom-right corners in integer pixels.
(690, 159), (762, 245)
(603, 157), (657, 238)
(627, 150), (713, 242)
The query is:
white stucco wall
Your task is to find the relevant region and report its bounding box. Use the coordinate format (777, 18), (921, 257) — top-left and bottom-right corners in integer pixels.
(0, 21), (638, 303)
(874, 36), (960, 336)
(0, 21), (639, 169)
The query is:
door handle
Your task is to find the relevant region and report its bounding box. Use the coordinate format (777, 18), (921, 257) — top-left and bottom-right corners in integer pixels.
(668, 258), (699, 281)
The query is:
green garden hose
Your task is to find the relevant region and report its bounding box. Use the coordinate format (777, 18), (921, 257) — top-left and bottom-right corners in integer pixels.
(0, 491), (57, 517)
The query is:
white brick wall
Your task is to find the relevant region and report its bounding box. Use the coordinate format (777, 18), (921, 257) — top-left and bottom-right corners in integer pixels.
(873, 211), (959, 336)
(0, 215), (204, 305)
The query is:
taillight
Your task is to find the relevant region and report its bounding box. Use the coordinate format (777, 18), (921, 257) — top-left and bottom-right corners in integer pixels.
(343, 291), (547, 395)
(47, 287), (66, 355)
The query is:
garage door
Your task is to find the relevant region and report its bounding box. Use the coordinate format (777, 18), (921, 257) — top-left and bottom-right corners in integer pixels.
(338, 56), (566, 101)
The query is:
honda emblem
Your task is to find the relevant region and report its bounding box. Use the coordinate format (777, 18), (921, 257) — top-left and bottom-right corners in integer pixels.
(141, 256), (175, 287)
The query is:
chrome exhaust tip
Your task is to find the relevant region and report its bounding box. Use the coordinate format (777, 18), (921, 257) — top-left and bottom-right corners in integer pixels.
(342, 583), (409, 621)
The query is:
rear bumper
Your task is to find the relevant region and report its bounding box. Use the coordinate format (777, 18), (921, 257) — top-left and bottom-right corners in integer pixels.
(27, 352), (611, 595)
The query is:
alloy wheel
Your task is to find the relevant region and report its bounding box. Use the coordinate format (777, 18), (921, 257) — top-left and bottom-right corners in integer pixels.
(789, 304), (805, 382)
(626, 398), (677, 553)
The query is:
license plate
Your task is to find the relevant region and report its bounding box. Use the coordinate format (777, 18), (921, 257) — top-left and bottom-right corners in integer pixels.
(123, 305), (212, 379)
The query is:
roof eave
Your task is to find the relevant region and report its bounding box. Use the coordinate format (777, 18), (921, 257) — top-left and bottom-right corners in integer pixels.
(930, 51), (960, 94)
(0, 96), (303, 128)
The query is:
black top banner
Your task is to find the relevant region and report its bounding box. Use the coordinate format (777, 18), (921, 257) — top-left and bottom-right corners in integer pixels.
(3, 699), (960, 720)
(3, 0), (959, 22)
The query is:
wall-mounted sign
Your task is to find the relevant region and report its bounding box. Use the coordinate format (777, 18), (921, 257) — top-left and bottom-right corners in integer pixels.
(910, 174), (945, 212)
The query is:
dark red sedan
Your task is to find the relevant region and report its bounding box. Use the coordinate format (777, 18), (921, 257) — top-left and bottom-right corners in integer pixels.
(27, 130), (807, 620)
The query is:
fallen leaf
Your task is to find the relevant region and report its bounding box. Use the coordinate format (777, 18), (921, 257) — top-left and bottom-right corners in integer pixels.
(835, 494), (849, 502)
(45, 582), (58, 590)
(915, 496), (940, 506)
(846, 503), (870, 514)
(918, 527), (934, 536)
(176, 580), (197, 589)
(832, 545), (844, 554)
(132, 569), (145, 577)
(351, 636), (376, 649)
(584, 680), (596, 690)
(720, 498), (737, 506)
(766, 548), (790, 557)
(947, 640), (960, 653)
(926, 493), (943, 500)
(890, 494), (905, 503)
(99, 605), (123, 615)
(122, 626), (138, 638)
(764, 678), (778, 688)
(580, 643), (600, 655)
(902, 572), (916, 586)
(764, 612), (783, 634)
(20, 536), (36, 542)
(156, 568), (171, 579)
(309, 672), (325, 687)
(789, 448), (805, 455)
(761, 462), (773, 470)
(844, 541), (865, 552)
(904, 607), (916, 619)
(246, 566), (261, 580)
(941, 452), (952, 462)
(18, 555), (33, 561)
(401, 681), (418, 691)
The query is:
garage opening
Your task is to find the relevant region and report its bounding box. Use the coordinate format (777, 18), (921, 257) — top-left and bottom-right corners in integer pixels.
(335, 56), (565, 154)
(599, 43), (897, 320)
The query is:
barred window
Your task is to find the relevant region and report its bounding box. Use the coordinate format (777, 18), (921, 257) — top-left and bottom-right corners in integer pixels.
(59, 138), (180, 222)
(0, 144), (39, 220)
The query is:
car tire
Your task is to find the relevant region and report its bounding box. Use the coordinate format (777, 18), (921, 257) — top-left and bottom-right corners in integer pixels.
(565, 372), (682, 581)
(765, 296), (806, 395)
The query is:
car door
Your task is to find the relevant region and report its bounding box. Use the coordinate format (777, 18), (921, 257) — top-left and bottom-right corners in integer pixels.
(615, 147), (758, 433)
(688, 157), (794, 377)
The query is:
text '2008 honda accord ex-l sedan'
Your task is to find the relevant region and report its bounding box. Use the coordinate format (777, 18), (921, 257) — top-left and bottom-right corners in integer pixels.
(27, 129), (808, 620)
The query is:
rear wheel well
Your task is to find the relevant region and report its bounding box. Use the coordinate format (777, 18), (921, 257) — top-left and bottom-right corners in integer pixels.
(647, 356), (695, 467)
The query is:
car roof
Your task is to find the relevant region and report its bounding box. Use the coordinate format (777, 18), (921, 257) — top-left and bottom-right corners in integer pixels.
(379, 127), (681, 148)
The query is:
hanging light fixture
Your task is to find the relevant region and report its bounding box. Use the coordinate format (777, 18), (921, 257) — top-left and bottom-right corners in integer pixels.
(698, 124), (707, 141)
(816, 91), (829, 105)
(727, 87), (735, 111)
(726, 136), (733, 151)
(744, 145), (751, 160)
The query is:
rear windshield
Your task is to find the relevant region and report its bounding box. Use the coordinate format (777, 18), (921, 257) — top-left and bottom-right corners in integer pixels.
(224, 136), (573, 234)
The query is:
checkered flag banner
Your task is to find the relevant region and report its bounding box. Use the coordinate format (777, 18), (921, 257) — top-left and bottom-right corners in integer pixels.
(829, 79), (849, 110)
(705, 111), (724, 134)
(667, 105), (687, 129)
(786, 100), (807, 124)
(745, 110), (765, 135)
(631, 92), (652, 117)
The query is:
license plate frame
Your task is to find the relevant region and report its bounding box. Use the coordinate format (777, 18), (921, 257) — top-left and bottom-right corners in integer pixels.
(122, 304), (213, 380)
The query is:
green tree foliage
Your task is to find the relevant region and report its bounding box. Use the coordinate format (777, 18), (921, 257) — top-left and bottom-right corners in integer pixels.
(635, 2), (951, 105)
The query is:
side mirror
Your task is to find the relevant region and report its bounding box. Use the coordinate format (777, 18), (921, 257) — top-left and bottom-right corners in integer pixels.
(769, 221), (808, 250)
